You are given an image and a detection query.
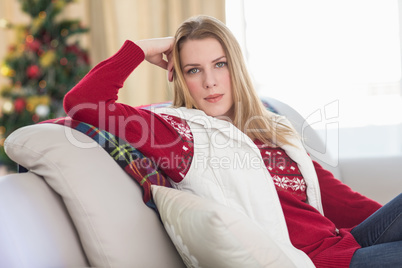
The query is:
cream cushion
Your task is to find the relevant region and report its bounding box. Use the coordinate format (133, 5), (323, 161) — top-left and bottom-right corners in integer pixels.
(4, 124), (184, 268)
(152, 185), (297, 268)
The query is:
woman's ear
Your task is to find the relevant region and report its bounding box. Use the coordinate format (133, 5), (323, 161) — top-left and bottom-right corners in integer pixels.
(168, 67), (175, 82)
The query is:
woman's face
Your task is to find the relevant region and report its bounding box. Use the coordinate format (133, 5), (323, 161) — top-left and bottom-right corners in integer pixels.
(180, 38), (234, 120)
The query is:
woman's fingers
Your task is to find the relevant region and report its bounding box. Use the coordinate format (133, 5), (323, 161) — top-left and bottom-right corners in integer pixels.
(135, 37), (175, 79)
(154, 57), (169, 70)
(136, 38), (173, 60)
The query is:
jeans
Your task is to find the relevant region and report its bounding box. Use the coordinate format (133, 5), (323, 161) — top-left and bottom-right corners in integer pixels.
(349, 193), (402, 268)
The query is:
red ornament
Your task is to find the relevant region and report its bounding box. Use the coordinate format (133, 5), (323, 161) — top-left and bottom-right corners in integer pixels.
(60, 57), (68, 66)
(26, 39), (42, 52)
(26, 65), (41, 79)
(32, 114), (39, 123)
(14, 98), (26, 113)
(65, 44), (80, 54)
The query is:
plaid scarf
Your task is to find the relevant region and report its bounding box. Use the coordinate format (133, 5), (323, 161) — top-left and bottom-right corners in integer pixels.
(46, 117), (171, 210)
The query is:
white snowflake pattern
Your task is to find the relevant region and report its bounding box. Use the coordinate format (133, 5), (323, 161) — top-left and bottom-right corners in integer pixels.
(176, 123), (193, 139)
(273, 175), (290, 189)
(291, 178), (306, 191)
(161, 114), (193, 140)
(273, 176), (306, 192)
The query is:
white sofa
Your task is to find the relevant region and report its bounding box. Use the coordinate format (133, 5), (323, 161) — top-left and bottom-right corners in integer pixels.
(0, 123), (186, 268)
(0, 98), (392, 267)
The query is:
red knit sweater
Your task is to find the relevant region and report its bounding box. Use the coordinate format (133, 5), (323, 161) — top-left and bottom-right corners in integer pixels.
(64, 40), (382, 268)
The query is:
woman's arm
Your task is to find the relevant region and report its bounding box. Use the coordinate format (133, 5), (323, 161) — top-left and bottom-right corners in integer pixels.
(63, 40), (145, 132)
(63, 39), (175, 142)
(63, 39), (192, 182)
(314, 160), (382, 229)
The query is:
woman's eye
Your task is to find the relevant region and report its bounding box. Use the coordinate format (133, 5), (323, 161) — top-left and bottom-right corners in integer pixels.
(188, 68), (199, 74)
(216, 62), (227, 68)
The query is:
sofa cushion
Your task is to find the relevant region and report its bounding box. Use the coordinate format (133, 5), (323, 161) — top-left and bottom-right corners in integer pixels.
(4, 124), (185, 268)
(152, 184), (298, 268)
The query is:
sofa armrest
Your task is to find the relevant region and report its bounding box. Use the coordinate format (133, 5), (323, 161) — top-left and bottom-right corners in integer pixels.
(0, 172), (89, 268)
(340, 156), (402, 205)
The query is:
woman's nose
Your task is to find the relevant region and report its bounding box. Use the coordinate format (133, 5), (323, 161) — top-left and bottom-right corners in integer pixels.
(203, 70), (217, 89)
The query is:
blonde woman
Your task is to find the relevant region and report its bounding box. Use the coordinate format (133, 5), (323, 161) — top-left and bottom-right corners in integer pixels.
(64, 15), (401, 268)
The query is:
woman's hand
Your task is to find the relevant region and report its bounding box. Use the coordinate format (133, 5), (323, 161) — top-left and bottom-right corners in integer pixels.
(135, 37), (175, 82)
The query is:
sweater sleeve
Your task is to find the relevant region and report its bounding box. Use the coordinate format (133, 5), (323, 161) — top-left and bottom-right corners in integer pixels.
(63, 40), (192, 182)
(313, 160), (382, 229)
(63, 40), (145, 134)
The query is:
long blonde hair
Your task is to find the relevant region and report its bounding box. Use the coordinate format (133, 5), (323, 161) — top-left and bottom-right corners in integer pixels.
(172, 15), (296, 146)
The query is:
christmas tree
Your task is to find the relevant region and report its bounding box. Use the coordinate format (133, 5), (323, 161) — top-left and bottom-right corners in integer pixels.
(0, 0), (90, 170)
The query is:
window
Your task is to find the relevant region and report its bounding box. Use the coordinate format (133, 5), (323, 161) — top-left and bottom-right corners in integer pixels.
(226, 0), (402, 158)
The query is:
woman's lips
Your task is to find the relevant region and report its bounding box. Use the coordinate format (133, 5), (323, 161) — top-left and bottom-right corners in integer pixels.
(204, 94), (223, 103)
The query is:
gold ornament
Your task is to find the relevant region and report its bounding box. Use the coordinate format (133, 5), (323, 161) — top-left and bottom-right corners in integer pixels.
(39, 80), (47, 88)
(39, 11), (47, 19)
(26, 95), (50, 112)
(40, 50), (56, 67)
(0, 64), (15, 77)
(61, 28), (69, 36)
